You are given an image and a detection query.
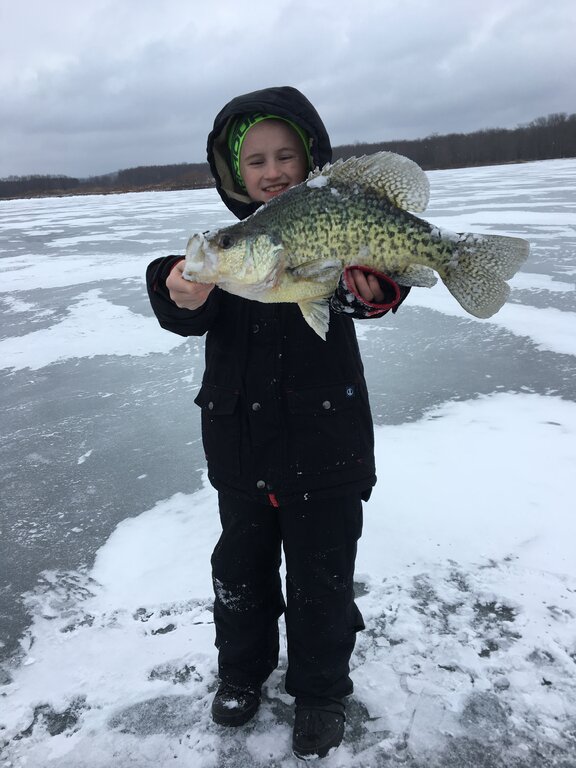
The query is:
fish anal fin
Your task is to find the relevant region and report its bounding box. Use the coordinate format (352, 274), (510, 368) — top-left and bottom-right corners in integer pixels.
(387, 265), (438, 288)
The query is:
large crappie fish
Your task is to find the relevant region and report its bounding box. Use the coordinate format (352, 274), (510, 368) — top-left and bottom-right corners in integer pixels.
(183, 151), (530, 339)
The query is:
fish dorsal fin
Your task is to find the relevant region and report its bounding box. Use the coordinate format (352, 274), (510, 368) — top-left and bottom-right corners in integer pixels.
(307, 151), (430, 213)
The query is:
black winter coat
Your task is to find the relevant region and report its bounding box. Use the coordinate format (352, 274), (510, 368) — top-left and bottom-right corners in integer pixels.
(147, 86), (381, 505)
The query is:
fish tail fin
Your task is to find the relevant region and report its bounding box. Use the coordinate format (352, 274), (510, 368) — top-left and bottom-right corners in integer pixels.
(443, 233), (530, 318)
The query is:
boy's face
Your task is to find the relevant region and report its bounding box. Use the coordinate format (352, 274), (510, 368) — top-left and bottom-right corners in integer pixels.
(239, 120), (308, 204)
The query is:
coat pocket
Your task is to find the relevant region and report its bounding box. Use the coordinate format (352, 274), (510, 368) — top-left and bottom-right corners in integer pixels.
(284, 382), (373, 477)
(194, 383), (241, 477)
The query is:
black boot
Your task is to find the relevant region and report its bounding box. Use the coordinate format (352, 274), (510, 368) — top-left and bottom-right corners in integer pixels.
(211, 682), (261, 726)
(292, 698), (345, 760)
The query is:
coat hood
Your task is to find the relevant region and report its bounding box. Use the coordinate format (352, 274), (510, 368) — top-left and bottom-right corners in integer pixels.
(207, 86), (332, 220)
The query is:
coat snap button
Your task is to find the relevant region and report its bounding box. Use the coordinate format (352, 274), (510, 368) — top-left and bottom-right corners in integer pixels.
(252, 402), (261, 411)
(256, 480), (266, 489)
(208, 401), (214, 410)
(322, 400), (331, 409)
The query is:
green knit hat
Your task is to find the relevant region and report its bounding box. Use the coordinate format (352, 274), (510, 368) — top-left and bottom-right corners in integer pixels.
(227, 113), (312, 188)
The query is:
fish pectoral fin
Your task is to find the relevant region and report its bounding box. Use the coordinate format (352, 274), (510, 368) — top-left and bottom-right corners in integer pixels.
(287, 258), (343, 283)
(298, 299), (330, 340)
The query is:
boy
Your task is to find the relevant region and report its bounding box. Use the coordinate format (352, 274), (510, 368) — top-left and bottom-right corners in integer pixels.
(146, 85), (408, 760)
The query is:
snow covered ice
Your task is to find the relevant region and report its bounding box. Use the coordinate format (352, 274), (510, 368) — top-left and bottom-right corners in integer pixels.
(0, 159), (575, 767)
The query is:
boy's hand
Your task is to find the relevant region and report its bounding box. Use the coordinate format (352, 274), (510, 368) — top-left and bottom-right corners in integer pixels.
(167, 259), (215, 310)
(346, 268), (387, 303)
(330, 266), (407, 318)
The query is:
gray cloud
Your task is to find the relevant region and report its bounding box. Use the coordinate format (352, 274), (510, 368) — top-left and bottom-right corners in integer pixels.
(1, 0), (574, 177)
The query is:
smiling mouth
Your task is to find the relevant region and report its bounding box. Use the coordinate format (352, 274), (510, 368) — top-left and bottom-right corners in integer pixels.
(263, 184), (288, 195)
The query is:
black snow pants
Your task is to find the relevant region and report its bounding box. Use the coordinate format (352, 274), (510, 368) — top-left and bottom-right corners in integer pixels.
(211, 491), (365, 700)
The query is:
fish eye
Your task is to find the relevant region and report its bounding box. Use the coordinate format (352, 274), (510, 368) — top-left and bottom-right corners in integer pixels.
(219, 234), (234, 249)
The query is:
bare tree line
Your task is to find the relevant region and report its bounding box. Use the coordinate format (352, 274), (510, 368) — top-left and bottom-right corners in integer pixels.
(1, 112), (574, 200)
(333, 112), (576, 168)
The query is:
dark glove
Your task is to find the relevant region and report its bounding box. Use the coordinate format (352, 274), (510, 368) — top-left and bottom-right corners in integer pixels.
(329, 266), (410, 319)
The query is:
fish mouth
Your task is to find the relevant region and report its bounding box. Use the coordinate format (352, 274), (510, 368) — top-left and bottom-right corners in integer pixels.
(184, 233), (206, 271)
(183, 233), (218, 280)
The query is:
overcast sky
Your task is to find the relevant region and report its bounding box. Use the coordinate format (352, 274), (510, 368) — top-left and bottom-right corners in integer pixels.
(1, 0), (574, 178)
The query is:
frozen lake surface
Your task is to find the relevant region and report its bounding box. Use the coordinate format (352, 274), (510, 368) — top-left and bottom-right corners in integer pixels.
(0, 159), (575, 766)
